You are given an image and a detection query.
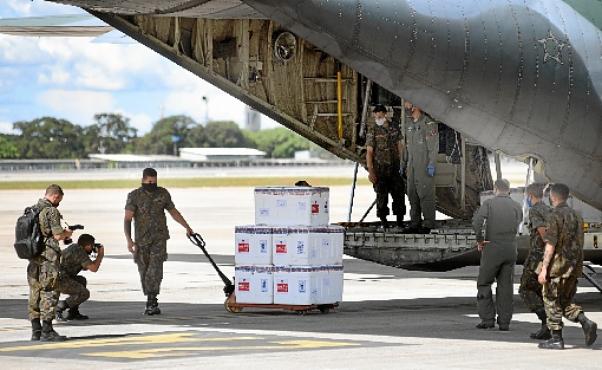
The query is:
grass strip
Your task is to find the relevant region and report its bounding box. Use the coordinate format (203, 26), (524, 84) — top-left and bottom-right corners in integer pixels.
(0, 177), (371, 190)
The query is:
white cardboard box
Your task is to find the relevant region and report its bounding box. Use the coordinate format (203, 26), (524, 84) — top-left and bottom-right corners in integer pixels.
(234, 226), (273, 265)
(273, 265), (343, 305)
(235, 265), (274, 304)
(272, 226), (344, 266)
(255, 187), (329, 226)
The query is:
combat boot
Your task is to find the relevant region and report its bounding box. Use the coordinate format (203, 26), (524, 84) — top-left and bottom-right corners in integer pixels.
(577, 312), (598, 347)
(538, 330), (564, 350)
(144, 295), (153, 315)
(475, 320), (495, 329)
(66, 306), (89, 320)
(144, 294), (161, 315)
(379, 216), (388, 231)
(40, 320), (67, 342)
(418, 226), (432, 234)
(530, 308), (551, 340)
(56, 300), (68, 321)
(403, 225), (421, 234)
(31, 318), (41, 341)
(396, 215), (404, 228)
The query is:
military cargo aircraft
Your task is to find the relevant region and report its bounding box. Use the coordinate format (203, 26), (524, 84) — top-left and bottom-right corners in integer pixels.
(3, 0), (601, 274)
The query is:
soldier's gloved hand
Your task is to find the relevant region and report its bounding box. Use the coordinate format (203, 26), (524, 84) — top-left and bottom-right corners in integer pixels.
(427, 163), (435, 177)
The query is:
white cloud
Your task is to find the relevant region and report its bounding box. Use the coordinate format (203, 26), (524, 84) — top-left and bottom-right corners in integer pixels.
(5, 0), (33, 16)
(163, 88), (246, 125)
(0, 35), (48, 63)
(159, 66), (248, 124)
(74, 62), (125, 90)
(38, 89), (116, 125)
(38, 66), (70, 85)
(124, 112), (153, 134)
(4, 0), (82, 17)
(0, 120), (15, 134)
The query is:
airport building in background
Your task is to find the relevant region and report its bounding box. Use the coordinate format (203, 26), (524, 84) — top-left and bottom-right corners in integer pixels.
(179, 148), (266, 162)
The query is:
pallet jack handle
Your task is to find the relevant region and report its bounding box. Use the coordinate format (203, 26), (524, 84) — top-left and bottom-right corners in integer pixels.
(187, 233), (235, 296)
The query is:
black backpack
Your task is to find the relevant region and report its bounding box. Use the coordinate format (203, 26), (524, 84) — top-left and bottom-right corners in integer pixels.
(14, 206), (45, 259)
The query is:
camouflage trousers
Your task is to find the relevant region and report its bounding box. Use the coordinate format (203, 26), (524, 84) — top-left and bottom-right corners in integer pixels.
(27, 250), (60, 321)
(59, 275), (90, 308)
(373, 167), (406, 219)
(519, 267), (544, 312)
(135, 240), (167, 296)
(543, 274), (582, 331)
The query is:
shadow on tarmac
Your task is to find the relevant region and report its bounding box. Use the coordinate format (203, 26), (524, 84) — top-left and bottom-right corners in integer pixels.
(2, 292), (602, 348)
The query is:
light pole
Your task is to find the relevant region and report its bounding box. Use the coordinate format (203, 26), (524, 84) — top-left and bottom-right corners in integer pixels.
(202, 96), (209, 125)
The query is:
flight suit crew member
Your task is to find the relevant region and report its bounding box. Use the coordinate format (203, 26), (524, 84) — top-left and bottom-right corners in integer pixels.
(56, 233), (104, 321)
(518, 183), (551, 340)
(472, 179), (522, 331)
(366, 104), (405, 228)
(403, 105), (439, 233)
(537, 183), (598, 350)
(124, 167), (195, 315)
(28, 184), (72, 341)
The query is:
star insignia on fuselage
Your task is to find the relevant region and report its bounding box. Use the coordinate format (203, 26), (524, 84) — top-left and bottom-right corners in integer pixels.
(537, 30), (570, 65)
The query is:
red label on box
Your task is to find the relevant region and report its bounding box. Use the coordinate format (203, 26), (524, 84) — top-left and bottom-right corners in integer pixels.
(311, 202), (320, 214)
(277, 283), (288, 293)
(238, 242), (249, 253)
(238, 281), (250, 292)
(276, 243), (287, 253)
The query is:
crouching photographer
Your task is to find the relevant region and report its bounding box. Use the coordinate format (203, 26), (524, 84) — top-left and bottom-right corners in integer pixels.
(56, 234), (104, 321)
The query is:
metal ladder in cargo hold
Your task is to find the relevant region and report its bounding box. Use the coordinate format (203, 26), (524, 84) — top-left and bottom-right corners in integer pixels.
(303, 74), (353, 136)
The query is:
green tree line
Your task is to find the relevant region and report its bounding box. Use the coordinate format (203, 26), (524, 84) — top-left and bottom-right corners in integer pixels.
(0, 114), (311, 159)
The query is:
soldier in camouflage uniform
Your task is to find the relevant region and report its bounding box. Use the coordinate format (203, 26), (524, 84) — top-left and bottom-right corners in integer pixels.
(538, 183), (598, 350)
(56, 234), (104, 321)
(403, 105), (439, 233)
(366, 104), (405, 229)
(518, 183), (551, 340)
(28, 184), (72, 341)
(124, 168), (195, 315)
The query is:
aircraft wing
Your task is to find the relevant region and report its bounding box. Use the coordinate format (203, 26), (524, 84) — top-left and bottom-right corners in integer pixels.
(0, 14), (113, 37)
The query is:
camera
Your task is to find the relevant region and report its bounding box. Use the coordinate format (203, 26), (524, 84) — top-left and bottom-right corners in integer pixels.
(64, 224), (84, 245)
(92, 242), (103, 253)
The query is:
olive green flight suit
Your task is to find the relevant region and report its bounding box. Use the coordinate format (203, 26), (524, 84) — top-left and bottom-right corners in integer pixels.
(472, 195), (523, 326)
(404, 114), (439, 228)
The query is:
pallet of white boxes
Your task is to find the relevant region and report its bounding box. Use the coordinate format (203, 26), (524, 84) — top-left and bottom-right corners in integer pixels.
(226, 186), (344, 313)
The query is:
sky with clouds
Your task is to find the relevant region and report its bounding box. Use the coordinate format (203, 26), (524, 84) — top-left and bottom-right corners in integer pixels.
(0, 0), (278, 135)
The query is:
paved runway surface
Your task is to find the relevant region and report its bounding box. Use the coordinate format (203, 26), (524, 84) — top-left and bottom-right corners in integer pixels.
(1, 181), (601, 369)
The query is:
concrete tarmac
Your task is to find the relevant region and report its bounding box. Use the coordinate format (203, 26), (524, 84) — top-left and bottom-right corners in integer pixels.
(1, 182), (601, 369)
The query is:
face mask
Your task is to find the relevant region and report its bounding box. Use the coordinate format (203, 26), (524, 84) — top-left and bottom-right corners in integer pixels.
(142, 183), (158, 192)
(375, 118), (386, 126)
(526, 196), (532, 208)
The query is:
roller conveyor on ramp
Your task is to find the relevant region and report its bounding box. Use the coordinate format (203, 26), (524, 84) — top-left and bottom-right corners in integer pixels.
(341, 220), (602, 293)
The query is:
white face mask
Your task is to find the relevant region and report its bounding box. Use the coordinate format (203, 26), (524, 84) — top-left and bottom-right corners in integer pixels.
(375, 118), (386, 126)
